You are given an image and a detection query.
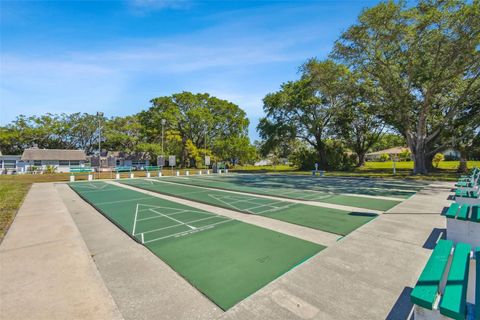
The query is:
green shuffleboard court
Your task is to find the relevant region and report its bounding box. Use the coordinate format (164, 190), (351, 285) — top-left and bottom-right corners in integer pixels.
(69, 181), (324, 310)
(120, 178), (378, 235)
(161, 175), (404, 211)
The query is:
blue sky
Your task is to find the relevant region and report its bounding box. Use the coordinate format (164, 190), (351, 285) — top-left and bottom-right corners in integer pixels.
(0, 0), (382, 141)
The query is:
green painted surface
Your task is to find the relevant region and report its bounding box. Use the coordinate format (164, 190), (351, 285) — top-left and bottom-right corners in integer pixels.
(68, 181), (324, 310)
(411, 240), (453, 310)
(161, 175), (402, 211)
(440, 242), (471, 320)
(446, 203), (459, 219)
(457, 205), (469, 221)
(120, 178), (377, 236)
(471, 206), (480, 223)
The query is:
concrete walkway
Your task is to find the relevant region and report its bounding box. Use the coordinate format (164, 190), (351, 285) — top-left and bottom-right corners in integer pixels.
(220, 181), (454, 320)
(0, 183), (122, 320)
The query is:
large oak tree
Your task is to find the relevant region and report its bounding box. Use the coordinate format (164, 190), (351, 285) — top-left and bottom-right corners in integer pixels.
(334, 0), (480, 173)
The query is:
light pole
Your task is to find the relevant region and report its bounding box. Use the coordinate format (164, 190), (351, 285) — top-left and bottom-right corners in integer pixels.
(161, 119), (166, 156)
(96, 112), (104, 176)
(204, 124), (207, 171)
(97, 112), (104, 156)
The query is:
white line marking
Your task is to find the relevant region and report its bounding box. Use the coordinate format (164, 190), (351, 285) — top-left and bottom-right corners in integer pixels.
(143, 219), (234, 244)
(149, 208), (196, 230)
(132, 203), (139, 235)
(135, 215), (227, 235)
(95, 197), (152, 206)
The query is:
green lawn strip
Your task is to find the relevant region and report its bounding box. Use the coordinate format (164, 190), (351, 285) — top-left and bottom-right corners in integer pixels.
(164, 176), (401, 211)
(68, 181), (324, 310)
(121, 178), (377, 235)
(0, 180), (31, 241)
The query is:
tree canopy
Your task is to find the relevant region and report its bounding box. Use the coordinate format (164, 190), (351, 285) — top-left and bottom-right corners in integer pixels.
(333, 0), (480, 173)
(0, 92), (257, 167)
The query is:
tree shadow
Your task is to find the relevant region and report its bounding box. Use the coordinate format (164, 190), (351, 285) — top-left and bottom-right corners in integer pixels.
(348, 212), (378, 217)
(422, 228), (446, 249)
(386, 287), (414, 320)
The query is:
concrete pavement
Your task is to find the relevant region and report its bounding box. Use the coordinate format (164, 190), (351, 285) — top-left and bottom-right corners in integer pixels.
(1, 179), (454, 320)
(0, 183), (122, 320)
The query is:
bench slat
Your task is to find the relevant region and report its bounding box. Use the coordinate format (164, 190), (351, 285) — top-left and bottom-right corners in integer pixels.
(411, 240), (453, 310)
(457, 205), (469, 221)
(446, 203), (460, 219)
(470, 206), (479, 223)
(439, 242), (471, 320)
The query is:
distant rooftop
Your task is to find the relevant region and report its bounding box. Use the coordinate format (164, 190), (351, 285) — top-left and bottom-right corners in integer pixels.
(21, 148), (86, 161)
(367, 147), (410, 156)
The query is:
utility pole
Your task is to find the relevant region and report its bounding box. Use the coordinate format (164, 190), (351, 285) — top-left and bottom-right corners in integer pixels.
(96, 111), (104, 176)
(161, 119), (166, 156)
(204, 124), (207, 171)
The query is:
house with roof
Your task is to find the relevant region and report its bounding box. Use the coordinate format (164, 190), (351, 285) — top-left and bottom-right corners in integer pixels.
(365, 147), (411, 161)
(0, 150), (24, 174)
(21, 148), (87, 173)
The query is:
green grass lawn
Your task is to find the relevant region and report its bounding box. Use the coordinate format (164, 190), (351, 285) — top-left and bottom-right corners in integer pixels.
(0, 180), (31, 241)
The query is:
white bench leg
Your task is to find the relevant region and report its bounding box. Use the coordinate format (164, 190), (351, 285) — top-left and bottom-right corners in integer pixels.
(186, 171), (189, 176)
(88, 174), (93, 181)
(146, 172), (151, 178)
(130, 173), (134, 179)
(176, 171), (180, 176)
(70, 175), (75, 182)
(115, 173), (120, 180)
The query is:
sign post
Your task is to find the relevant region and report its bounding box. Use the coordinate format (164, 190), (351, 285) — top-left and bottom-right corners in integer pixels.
(168, 155), (175, 176)
(205, 156), (210, 174)
(157, 156), (165, 177)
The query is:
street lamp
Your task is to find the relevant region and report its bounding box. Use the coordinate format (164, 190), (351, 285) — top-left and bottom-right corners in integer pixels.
(204, 124), (208, 171)
(161, 119), (166, 156)
(96, 112), (104, 156)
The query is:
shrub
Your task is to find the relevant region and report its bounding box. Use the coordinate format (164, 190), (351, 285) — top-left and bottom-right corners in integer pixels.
(432, 153), (445, 168)
(379, 153), (390, 162)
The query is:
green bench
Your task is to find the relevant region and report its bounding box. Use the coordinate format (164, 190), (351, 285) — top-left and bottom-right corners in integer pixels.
(411, 240), (478, 320)
(115, 166), (132, 173)
(144, 166), (161, 171)
(69, 167), (93, 174)
(455, 189), (480, 206)
(445, 204), (480, 249)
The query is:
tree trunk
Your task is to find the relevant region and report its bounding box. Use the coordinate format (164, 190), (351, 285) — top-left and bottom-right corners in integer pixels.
(357, 152), (366, 167)
(315, 146), (328, 170)
(457, 148), (468, 173)
(412, 151), (428, 174)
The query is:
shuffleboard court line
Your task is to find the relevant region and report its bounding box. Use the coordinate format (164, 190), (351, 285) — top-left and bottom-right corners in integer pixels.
(135, 215), (226, 236)
(149, 208), (197, 230)
(143, 219), (235, 244)
(132, 203), (139, 235)
(95, 197), (153, 206)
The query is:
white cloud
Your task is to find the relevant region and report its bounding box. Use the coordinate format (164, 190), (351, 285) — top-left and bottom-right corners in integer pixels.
(129, 0), (192, 14)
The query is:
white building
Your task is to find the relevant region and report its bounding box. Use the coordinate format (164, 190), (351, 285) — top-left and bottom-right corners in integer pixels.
(0, 151), (24, 173)
(21, 148), (87, 173)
